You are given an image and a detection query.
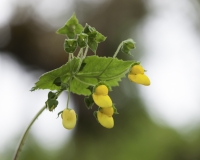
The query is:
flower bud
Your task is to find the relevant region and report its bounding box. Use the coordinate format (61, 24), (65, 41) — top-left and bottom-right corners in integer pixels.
(62, 109), (76, 130)
(97, 111), (114, 129)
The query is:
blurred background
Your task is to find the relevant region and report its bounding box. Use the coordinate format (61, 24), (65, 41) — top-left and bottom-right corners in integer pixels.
(1, 0), (200, 159)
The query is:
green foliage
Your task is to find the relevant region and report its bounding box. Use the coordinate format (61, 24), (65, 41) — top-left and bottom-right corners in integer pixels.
(56, 14), (83, 38)
(31, 56), (135, 96)
(31, 58), (80, 91)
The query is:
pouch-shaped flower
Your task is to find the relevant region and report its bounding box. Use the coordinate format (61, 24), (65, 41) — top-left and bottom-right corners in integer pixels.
(62, 109), (76, 130)
(92, 85), (112, 108)
(128, 65), (150, 86)
(97, 111), (114, 129)
(99, 107), (114, 117)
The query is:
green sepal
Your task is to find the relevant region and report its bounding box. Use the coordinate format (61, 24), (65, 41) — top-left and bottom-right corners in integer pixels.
(83, 24), (106, 54)
(57, 110), (63, 118)
(84, 95), (94, 109)
(53, 77), (62, 86)
(64, 39), (77, 53)
(48, 91), (56, 99)
(112, 104), (119, 114)
(56, 14), (83, 39)
(77, 33), (88, 48)
(121, 39), (136, 55)
(93, 111), (98, 121)
(88, 41), (98, 54)
(45, 99), (58, 112)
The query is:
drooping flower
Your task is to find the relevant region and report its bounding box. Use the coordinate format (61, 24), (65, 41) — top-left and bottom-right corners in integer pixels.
(99, 107), (114, 117)
(128, 65), (150, 86)
(92, 85), (112, 108)
(61, 108), (76, 130)
(97, 111), (114, 129)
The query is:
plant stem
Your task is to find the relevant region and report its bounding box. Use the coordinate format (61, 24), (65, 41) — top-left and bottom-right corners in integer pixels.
(113, 42), (123, 58)
(13, 105), (46, 160)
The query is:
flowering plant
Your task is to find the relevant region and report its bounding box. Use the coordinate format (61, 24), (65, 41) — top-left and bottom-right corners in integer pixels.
(13, 13), (150, 160)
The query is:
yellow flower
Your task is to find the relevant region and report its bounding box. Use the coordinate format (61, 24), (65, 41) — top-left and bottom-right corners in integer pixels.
(61, 108), (76, 130)
(92, 85), (112, 108)
(99, 107), (114, 117)
(97, 111), (114, 129)
(128, 65), (150, 86)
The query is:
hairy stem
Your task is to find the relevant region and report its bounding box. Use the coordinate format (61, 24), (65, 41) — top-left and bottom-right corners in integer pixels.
(13, 105), (46, 160)
(113, 42), (123, 58)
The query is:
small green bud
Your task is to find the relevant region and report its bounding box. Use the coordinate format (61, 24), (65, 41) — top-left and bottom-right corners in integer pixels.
(121, 39), (136, 55)
(64, 39), (77, 53)
(45, 99), (58, 111)
(77, 33), (88, 48)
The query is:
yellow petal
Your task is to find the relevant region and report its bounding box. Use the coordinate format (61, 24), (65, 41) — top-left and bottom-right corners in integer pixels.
(128, 73), (150, 86)
(130, 65), (144, 74)
(92, 94), (112, 108)
(62, 109), (76, 130)
(94, 85), (108, 95)
(99, 107), (114, 116)
(97, 111), (114, 129)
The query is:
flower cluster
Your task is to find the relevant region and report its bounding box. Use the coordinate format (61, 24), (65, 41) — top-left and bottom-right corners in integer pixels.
(92, 85), (114, 129)
(128, 65), (150, 86)
(60, 65), (150, 130)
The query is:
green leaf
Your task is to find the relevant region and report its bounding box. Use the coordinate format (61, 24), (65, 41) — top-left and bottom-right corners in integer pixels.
(31, 56), (136, 96)
(77, 56), (135, 87)
(121, 39), (136, 55)
(31, 58), (81, 91)
(56, 14), (83, 38)
(53, 77), (62, 86)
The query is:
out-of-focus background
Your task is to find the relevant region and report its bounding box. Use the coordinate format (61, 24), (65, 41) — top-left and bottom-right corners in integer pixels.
(1, 0), (200, 159)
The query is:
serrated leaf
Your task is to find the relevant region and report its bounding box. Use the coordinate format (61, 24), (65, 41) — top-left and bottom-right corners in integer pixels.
(77, 56), (135, 83)
(31, 56), (136, 96)
(56, 14), (83, 38)
(31, 58), (81, 91)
